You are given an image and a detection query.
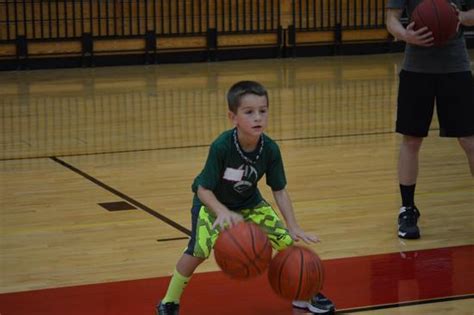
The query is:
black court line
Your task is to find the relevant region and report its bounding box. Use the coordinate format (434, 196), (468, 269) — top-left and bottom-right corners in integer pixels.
(50, 156), (191, 237)
(157, 237), (189, 242)
(340, 294), (474, 313)
(1, 129), (443, 162)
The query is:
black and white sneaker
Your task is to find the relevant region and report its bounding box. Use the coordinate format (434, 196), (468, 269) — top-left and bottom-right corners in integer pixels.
(398, 206), (420, 239)
(156, 301), (179, 315)
(292, 292), (335, 314)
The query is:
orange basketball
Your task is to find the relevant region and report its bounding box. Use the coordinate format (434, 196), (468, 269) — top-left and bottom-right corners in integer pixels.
(213, 222), (272, 279)
(268, 245), (324, 300)
(412, 0), (459, 46)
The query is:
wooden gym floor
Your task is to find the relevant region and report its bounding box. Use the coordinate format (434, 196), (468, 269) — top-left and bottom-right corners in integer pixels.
(0, 51), (473, 314)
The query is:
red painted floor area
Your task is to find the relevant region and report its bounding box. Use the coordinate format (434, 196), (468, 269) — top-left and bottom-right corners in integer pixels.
(0, 245), (473, 315)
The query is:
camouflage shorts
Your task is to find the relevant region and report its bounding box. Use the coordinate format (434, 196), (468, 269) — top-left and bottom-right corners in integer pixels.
(184, 202), (294, 259)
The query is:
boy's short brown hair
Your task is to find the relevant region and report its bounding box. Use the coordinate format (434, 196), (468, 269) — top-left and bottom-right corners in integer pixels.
(226, 81), (268, 113)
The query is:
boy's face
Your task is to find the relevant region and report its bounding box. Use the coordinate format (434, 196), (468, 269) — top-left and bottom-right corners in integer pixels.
(229, 94), (268, 138)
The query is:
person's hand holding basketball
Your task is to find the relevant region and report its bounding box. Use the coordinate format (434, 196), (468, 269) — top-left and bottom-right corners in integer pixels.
(288, 225), (320, 244)
(410, 0), (459, 46)
(403, 22), (434, 46)
(212, 209), (243, 230)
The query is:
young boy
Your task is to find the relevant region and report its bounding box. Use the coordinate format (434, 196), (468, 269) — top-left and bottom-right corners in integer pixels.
(156, 81), (335, 314)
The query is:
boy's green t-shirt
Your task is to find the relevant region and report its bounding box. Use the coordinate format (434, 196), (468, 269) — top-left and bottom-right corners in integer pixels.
(192, 129), (286, 210)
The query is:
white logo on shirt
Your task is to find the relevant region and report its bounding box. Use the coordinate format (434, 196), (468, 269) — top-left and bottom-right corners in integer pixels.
(232, 164), (258, 194)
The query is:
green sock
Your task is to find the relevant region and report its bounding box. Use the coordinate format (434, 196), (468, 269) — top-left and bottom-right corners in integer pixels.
(162, 268), (191, 304)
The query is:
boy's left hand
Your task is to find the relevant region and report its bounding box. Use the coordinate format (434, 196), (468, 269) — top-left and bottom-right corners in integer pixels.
(288, 226), (320, 244)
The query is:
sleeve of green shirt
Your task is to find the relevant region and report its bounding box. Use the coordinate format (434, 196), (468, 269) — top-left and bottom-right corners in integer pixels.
(265, 142), (287, 191)
(192, 142), (224, 192)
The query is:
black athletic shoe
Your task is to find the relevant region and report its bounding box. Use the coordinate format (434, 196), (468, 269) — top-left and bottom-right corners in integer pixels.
(156, 301), (179, 315)
(398, 206), (420, 239)
(292, 292), (335, 314)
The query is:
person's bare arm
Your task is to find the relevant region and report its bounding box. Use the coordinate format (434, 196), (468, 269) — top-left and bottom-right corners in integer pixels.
(272, 188), (319, 244)
(458, 8), (474, 26)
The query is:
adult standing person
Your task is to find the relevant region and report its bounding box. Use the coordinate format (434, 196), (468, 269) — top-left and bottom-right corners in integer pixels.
(386, 0), (474, 239)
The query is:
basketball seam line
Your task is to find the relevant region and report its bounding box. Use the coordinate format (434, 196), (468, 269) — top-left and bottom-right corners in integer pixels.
(296, 248), (304, 300)
(227, 226), (261, 275)
(277, 250), (292, 297)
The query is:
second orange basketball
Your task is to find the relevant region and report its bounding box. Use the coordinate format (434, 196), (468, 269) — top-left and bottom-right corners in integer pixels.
(268, 245), (325, 300)
(213, 222), (272, 279)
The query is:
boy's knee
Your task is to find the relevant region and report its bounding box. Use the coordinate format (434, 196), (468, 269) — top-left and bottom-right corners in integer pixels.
(185, 236), (216, 259)
(270, 234), (294, 251)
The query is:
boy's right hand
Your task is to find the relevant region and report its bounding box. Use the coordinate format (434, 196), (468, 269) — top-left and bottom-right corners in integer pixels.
(212, 209), (243, 230)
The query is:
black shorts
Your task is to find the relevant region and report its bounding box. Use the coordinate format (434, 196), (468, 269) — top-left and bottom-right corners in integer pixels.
(396, 70), (474, 137)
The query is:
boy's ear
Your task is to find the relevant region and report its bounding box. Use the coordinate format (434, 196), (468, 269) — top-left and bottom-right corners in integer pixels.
(228, 111), (237, 126)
